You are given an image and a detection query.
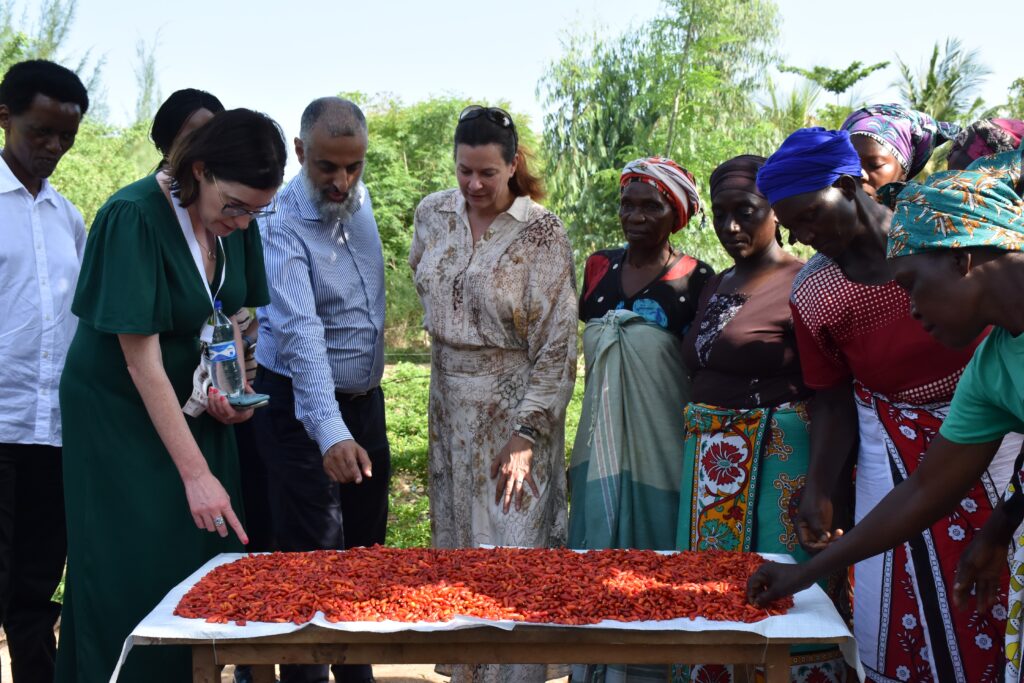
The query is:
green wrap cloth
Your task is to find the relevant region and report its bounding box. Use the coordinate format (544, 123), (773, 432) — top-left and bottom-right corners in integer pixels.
(567, 310), (689, 551)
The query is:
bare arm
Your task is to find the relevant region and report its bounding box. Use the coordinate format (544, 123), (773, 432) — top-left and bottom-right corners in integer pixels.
(750, 435), (1000, 605)
(118, 333), (248, 544)
(797, 383), (859, 551)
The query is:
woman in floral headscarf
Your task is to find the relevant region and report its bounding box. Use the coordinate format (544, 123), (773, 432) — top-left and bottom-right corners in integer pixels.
(569, 156), (713, 683)
(841, 103), (960, 192)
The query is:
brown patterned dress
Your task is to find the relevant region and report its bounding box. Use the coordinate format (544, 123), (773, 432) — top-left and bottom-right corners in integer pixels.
(410, 188), (577, 683)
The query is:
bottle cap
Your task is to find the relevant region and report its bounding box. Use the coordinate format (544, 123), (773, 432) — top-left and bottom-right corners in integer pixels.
(214, 300), (223, 311)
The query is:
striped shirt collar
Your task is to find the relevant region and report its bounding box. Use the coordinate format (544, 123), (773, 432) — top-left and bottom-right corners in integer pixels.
(285, 172), (367, 223)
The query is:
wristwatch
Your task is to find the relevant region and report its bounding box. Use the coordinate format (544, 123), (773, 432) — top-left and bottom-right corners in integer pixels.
(513, 424), (537, 443)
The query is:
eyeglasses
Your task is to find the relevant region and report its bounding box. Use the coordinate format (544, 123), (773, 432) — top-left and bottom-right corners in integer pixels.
(458, 105), (518, 149)
(211, 176), (276, 219)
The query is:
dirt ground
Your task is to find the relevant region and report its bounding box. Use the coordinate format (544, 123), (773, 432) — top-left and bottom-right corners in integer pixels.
(0, 627), (449, 682)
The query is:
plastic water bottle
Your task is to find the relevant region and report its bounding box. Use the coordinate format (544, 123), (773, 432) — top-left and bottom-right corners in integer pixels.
(207, 300), (244, 398)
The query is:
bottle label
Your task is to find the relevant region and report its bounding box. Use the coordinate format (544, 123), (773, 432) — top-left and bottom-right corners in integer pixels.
(207, 340), (237, 362)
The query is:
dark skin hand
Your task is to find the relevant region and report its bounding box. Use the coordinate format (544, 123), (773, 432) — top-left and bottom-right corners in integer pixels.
(749, 435), (1001, 606)
(796, 384), (858, 553)
(953, 495), (1021, 612)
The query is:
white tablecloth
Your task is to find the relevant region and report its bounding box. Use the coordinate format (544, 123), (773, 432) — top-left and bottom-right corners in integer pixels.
(112, 551), (863, 681)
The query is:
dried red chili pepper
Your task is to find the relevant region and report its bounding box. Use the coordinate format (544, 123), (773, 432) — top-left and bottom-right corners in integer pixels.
(174, 547), (792, 626)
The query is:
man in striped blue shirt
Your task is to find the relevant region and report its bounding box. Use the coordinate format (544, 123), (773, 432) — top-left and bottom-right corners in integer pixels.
(252, 97), (388, 683)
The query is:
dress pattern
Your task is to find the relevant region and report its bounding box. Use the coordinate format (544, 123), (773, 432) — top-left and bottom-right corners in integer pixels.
(410, 189), (577, 683)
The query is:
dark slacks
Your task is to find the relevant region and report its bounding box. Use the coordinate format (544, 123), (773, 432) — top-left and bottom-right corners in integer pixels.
(253, 368), (390, 683)
(0, 444), (66, 683)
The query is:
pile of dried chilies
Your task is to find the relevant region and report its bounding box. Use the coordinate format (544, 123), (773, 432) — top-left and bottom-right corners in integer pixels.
(174, 547), (792, 626)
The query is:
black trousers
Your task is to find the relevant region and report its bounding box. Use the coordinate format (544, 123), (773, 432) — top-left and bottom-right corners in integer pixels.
(253, 369), (390, 683)
(0, 444), (66, 683)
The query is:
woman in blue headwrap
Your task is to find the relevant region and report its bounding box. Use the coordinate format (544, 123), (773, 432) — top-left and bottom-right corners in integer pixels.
(754, 128), (1019, 683)
(841, 103), (959, 192)
(751, 156), (1024, 683)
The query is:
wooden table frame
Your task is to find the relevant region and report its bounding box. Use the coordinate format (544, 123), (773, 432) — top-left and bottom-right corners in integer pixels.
(139, 625), (849, 683)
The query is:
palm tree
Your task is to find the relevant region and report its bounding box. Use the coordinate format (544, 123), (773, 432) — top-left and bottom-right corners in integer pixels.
(895, 37), (992, 124)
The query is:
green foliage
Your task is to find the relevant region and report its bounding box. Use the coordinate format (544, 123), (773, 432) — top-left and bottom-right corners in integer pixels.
(779, 60), (889, 96)
(383, 361), (432, 547)
(539, 0), (782, 270)
(996, 77), (1024, 119)
(47, 119), (160, 226)
(896, 37), (992, 124)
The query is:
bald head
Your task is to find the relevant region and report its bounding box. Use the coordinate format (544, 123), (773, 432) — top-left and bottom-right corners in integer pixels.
(299, 97), (367, 144)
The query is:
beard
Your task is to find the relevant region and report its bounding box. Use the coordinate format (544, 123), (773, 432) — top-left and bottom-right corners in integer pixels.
(300, 171), (364, 225)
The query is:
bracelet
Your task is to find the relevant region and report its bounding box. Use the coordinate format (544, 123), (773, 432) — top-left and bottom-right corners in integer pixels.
(513, 424), (537, 443)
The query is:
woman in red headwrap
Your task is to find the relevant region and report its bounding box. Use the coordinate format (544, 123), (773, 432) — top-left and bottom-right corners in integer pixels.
(569, 156), (713, 683)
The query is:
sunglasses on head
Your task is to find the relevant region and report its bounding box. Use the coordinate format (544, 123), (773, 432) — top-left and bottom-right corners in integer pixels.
(458, 105), (518, 149)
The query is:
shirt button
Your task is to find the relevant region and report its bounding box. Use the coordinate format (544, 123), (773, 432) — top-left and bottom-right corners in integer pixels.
(42, 351), (49, 359)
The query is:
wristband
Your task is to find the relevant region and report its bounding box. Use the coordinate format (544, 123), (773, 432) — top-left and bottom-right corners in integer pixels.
(513, 424), (537, 444)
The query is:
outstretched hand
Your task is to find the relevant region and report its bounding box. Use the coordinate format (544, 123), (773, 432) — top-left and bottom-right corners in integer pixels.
(747, 561), (813, 607)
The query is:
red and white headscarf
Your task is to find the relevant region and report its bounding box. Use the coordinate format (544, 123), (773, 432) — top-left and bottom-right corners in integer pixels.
(620, 157), (702, 232)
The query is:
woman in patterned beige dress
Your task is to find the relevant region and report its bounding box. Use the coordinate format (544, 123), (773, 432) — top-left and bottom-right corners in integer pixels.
(409, 106), (577, 683)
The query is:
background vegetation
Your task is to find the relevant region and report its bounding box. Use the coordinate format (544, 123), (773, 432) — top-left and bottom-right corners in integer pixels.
(4, 0), (1024, 547)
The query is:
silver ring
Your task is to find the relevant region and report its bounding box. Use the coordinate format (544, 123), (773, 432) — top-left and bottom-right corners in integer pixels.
(213, 515), (225, 528)
(515, 478), (524, 485)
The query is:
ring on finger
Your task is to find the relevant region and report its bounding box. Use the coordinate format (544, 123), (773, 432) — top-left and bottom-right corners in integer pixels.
(213, 515), (226, 528)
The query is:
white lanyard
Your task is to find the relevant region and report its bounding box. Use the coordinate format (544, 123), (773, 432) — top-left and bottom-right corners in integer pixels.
(172, 195), (227, 308)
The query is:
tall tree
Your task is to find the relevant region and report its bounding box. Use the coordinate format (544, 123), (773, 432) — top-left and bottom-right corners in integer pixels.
(895, 37), (991, 124)
(539, 0), (781, 269)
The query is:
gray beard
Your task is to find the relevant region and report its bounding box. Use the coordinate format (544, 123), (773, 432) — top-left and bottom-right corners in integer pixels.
(301, 171), (361, 225)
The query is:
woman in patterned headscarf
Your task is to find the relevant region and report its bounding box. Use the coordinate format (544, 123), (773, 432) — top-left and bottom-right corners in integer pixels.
(569, 157), (713, 683)
(841, 103), (960, 191)
(751, 158), (1024, 682)
(947, 118), (1024, 170)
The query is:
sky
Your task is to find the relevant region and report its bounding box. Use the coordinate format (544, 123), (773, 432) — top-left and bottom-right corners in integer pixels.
(38, 0), (1024, 176)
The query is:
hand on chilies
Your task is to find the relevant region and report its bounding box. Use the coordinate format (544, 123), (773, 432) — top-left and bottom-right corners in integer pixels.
(490, 434), (539, 513)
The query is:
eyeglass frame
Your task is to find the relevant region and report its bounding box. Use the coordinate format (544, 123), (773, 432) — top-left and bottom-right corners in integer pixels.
(458, 105), (519, 151)
(210, 175), (277, 219)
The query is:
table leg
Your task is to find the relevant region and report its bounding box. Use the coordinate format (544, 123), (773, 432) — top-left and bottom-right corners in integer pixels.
(763, 645), (790, 683)
(192, 646), (220, 683)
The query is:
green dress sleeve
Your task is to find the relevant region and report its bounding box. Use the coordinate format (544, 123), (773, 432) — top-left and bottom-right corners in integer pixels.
(243, 219), (270, 308)
(72, 198), (173, 335)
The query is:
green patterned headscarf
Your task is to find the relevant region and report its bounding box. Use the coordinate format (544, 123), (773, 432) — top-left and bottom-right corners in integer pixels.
(887, 159), (1024, 258)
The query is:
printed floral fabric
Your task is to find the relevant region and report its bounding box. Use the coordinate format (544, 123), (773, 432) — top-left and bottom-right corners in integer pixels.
(679, 403), (810, 556)
(411, 189), (577, 683)
(675, 402), (847, 682)
(853, 384), (1009, 683)
(888, 163), (1024, 258)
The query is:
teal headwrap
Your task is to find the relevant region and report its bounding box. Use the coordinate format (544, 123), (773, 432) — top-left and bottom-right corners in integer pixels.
(887, 160), (1024, 258)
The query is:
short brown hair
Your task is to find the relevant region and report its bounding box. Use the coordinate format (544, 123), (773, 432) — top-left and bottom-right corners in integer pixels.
(169, 108), (287, 207)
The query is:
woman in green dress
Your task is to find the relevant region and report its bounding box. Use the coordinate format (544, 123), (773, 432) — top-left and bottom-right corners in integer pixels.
(56, 109), (287, 682)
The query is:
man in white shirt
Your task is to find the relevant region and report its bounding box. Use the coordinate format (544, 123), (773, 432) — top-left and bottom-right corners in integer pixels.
(0, 59), (88, 683)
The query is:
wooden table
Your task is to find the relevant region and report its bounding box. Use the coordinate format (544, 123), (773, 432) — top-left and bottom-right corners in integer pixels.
(135, 623), (851, 683)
